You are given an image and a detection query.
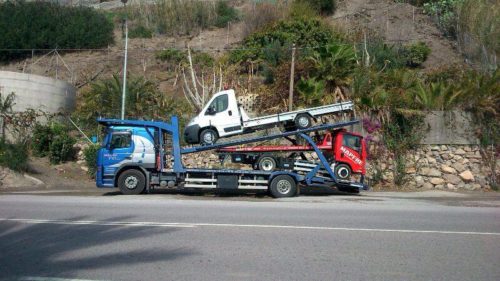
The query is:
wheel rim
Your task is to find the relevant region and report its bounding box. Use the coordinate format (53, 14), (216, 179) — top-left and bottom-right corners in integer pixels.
(337, 167), (350, 179)
(276, 179), (292, 194)
(203, 132), (214, 144)
(260, 158), (275, 171)
(298, 116), (310, 127)
(124, 176), (138, 189)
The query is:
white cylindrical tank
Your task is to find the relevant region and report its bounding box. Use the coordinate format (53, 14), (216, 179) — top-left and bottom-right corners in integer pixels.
(0, 70), (76, 113)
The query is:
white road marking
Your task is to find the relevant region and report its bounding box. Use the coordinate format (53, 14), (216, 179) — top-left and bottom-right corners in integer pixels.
(19, 277), (108, 281)
(0, 218), (195, 228)
(1, 218), (499, 236)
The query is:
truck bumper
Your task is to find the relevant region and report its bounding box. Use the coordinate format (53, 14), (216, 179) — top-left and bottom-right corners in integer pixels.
(184, 124), (200, 144)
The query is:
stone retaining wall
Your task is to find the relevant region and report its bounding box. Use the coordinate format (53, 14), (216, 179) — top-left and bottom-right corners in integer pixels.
(366, 145), (498, 190)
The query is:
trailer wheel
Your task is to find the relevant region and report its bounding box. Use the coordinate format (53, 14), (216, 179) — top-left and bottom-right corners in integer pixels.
(334, 163), (351, 180)
(118, 169), (146, 195)
(258, 156), (277, 171)
(295, 114), (312, 129)
(200, 128), (218, 145)
(269, 175), (297, 198)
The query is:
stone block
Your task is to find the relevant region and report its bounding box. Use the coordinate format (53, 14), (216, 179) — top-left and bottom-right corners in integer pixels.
(430, 178), (445, 185)
(459, 170), (475, 182)
(441, 165), (457, 174)
(422, 182), (433, 190)
(443, 174), (462, 185)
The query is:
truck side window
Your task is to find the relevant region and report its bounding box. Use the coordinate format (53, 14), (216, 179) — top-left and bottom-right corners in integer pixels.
(110, 133), (131, 149)
(207, 94), (228, 114)
(342, 134), (361, 153)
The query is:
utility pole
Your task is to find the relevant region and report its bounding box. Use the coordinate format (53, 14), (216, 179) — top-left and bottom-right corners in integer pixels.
(288, 44), (296, 111)
(120, 0), (129, 120)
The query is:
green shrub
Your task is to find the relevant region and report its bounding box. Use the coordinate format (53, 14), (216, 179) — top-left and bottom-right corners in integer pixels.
(404, 42), (431, 67)
(49, 133), (76, 164)
(128, 25), (153, 39)
(423, 0), (464, 37)
(0, 140), (29, 172)
(230, 17), (340, 64)
(32, 124), (53, 157)
(295, 0), (337, 15)
(0, 1), (114, 62)
(214, 0), (239, 28)
(83, 144), (100, 178)
(31, 122), (76, 164)
(362, 40), (407, 71)
(156, 49), (187, 64)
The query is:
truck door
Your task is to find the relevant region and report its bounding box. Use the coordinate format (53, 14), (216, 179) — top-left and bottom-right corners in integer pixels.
(102, 130), (134, 175)
(204, 93), (241, 136)
(338, 133), (364, 173)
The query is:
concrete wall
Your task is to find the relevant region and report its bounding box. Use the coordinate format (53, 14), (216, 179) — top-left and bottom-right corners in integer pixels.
(0, 70), (76, 113)
(422, 111), (478, 145)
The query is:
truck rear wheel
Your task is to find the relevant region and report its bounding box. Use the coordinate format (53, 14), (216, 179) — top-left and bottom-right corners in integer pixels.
(258, 156), (277, 171)
(295, 114), (312, 129)
(269, 175), (297, 198)
(118, 169), (146, 195)
(200, 128), (218, 145)
(334, 163), (351, 180)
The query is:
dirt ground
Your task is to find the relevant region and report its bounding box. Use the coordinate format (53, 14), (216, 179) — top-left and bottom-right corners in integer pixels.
(0, 157), (95, 192)
(332, 0), (463, 69)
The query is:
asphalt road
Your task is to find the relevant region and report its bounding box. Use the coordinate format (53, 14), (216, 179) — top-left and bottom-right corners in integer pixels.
(0, 193), (499, 281)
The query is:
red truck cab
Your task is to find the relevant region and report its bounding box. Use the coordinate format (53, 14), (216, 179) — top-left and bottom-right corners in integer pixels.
(330, 129), (366, 177)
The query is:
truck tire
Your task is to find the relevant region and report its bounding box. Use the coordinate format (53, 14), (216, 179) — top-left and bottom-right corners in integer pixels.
(200, 128), (218, 145)
(118, 169), (146, 195)
(334, 163), (351, 180)
(295, 114), (312, 129)
(269, 175), (297, 198)
(258, 156), (277, 171)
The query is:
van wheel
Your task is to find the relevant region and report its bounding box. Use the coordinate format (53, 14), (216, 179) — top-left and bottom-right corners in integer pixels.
(295, 114), (312, 129)
(269, 175), (297, 198)
(334, 163), (351, 180)
(118, 169), (146, 195)
(258, 156), (277, 171)
(200, 128), (218, 145)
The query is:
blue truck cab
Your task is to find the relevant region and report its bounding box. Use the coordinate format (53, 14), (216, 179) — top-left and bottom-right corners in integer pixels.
(96, 117), (368, 197)
(97, 125), (156, 188)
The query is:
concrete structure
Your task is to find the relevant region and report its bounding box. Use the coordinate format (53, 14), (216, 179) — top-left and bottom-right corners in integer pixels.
(422, 111), (478, 145)
(0, 70), (76, 113)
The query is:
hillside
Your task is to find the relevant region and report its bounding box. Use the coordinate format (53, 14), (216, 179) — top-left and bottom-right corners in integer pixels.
(1, 0), (465, 93)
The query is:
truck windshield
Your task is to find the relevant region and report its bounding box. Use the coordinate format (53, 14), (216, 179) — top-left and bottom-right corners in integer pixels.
(110, 132), (132, 148)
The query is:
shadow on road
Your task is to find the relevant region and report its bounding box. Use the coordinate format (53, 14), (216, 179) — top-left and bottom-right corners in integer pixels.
(0, 216), (195, 279)
(101, 186), (360, 198)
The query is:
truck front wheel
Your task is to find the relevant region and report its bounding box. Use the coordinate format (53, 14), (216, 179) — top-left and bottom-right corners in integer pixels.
(200, 128), (218, 145)
(118, 169), (146, 195)
(269, 175), (297, 198)
(334, 163), (351, 180)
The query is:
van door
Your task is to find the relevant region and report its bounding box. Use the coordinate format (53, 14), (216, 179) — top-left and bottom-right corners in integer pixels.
(204, 93), (242, 137)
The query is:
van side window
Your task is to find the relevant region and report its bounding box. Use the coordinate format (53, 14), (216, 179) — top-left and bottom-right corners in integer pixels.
(342, 134), (361, 152)
(111, 133), (132, 148)
(207, 94), (228, 113)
